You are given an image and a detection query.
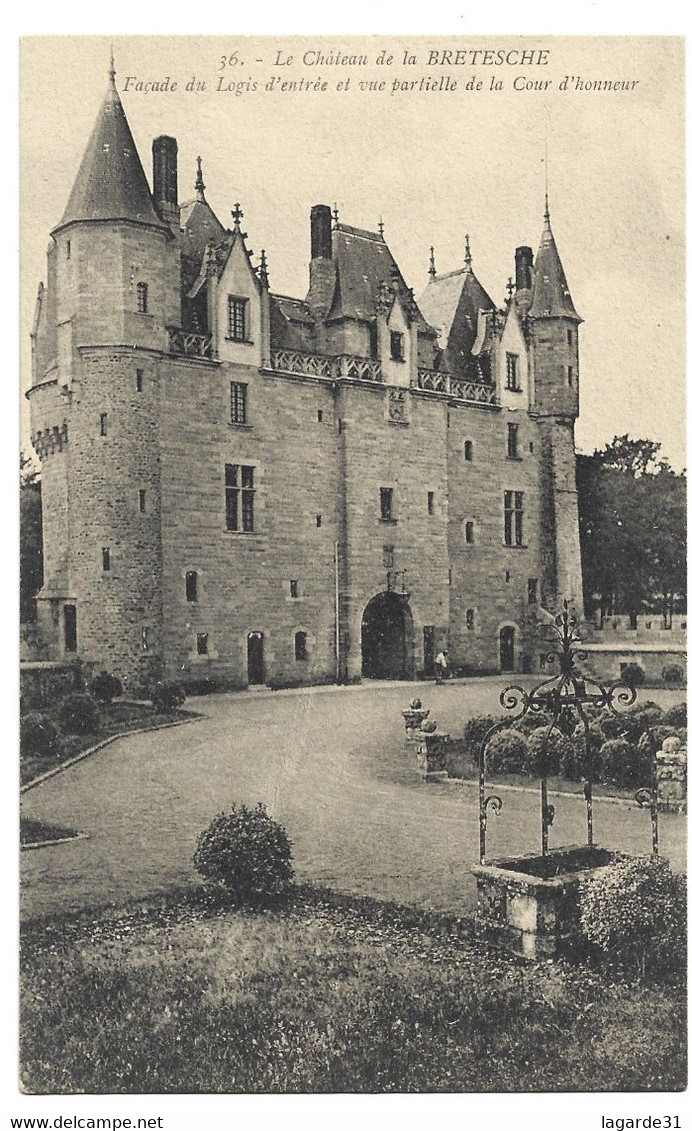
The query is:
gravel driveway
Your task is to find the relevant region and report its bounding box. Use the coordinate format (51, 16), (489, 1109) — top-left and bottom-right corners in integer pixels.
(21, 679), (686, 921)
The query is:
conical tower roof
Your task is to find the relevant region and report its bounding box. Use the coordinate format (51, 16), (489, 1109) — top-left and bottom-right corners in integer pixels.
(529, 201), (580, 320)
(53, 60), (166, 234)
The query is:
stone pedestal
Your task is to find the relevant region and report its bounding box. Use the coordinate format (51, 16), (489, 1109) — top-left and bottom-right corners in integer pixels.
(415, 729), (449, 779)
(656, 737), (687, 813)
(402, 706), (429, 741)
(471, 845), (619, 960)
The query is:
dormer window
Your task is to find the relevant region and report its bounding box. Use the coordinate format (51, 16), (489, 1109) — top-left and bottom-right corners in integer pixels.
(228, 296), (248, 342)
(390, 331), (404, 362)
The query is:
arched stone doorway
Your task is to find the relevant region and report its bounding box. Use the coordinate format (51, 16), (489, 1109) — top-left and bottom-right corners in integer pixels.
(361, 592), (413, 679)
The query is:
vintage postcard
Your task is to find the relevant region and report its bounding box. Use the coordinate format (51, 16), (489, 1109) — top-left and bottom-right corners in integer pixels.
(18, 34), (686, 1112)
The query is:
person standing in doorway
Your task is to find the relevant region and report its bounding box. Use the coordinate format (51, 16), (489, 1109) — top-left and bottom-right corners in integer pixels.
(434, 649), (449, 684)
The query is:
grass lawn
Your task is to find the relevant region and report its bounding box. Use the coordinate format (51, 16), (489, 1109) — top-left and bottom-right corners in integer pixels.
(20, 817), (79, 846)
(21, 701), (199, 786)
(20, 887), (686, 1094)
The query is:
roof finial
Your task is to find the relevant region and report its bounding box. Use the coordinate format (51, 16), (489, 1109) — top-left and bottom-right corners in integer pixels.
(544, 109), (551, 225)
(108, 43), (116, 88)
(506, 277), (515, 300)
(231, 202), (244, 231)
(464, 233), (472, 268)
(195, 156), (206, 202)
(429, 246), (437, 279)
(333, 202), (339, 225)
(259, 249), (269, 287)
(378, 215), (385, 238)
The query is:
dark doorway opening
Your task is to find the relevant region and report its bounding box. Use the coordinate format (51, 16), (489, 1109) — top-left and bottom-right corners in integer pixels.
(361, 592), (412, 679)
(64, 605), (77, 653)
(423, 625), (436, 678)
(499, 625), (516, 672)
(247, 631), (265, 685)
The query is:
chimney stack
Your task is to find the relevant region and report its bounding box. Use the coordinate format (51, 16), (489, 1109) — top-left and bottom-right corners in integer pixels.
(515, 246), (533, 292)
(310, 204), (333, 261)
(152, 136), (179, 227)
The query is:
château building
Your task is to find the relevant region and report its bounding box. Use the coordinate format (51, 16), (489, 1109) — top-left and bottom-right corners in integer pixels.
(28, 61), (584, 691)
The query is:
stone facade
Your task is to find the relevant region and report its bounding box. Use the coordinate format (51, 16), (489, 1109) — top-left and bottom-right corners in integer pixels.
(28, 69), (584, 693)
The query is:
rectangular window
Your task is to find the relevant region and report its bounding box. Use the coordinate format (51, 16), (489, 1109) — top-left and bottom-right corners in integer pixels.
(197, 633), (209, 656)
(506, 353), (519, 391)
(383, 544), (394, 570)
(66, 240), (71, 260)
(567, 329), (573, 347)
(138, 490), (146, 513)
(227, 296), (248, 341)
(466, 608), (475, 630)
(464, 440), (473, 461)
(504, 490), (525, 547)
(136, 282), (148, 314)
(369, 323), (379, 360)
(64, 605), (77, 653)
(465, 520), (474, 544)
(316, 514), (322, 528)
(102, 547), (111, 572)
(136, 369), (143, 392)
(230, 382), (248, 424)
(528, 578), (538, 605)
(141, 626), (149, 651)
(427, 491), (435, 516)
(290, 580), (299, 598)
(186, 570), (198, 602)
(317, 409), (323, 423)
(225, 464), (255, 532)
(567, 365), (574, 388)
(390, 331), (404, 362)
(100, 413), (108, 437)
(380, 487), (394, 521)
(295, 631), (308, 661)
(507, 423), (519, 459)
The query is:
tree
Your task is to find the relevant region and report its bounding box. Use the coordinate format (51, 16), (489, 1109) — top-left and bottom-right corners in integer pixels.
(20, 451), (43, 623)
(578, 437), (686, 624)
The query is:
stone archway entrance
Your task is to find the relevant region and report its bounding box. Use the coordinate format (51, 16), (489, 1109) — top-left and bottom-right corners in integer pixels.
(361, 592), (413, 680)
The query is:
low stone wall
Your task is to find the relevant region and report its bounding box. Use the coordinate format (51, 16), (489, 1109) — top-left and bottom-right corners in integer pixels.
(20, 662), (84, 711)
(578, 642), (686, 685)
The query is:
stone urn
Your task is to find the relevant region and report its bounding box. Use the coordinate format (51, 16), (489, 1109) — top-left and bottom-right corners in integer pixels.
(471, 845), (620, 960)
(402, 698), (430, 741)
(656, 736), (687, 813)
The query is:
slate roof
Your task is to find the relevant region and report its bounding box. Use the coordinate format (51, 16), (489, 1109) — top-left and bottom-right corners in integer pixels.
(270, 294), (316, 351)
(179, 197), (228, 271)
(54, 76), (167, 234)
(327, 225), (432, 329)
(418, 265), (496, 379)
(529, 210), (581, 320)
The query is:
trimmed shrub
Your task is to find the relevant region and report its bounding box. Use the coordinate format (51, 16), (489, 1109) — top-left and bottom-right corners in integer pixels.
(151, 681), (186, 714)
(620, 662), (646, 688)
(20, 712), (63, 760)
(580, 855), (687, 980)
(464, 714), (503, 765)
(193, 803), (294, 905)
(663, 702), (687, 728)
(517, 709), (552, 733)
(600, 736), (647, 788)
(184, 678), (218, 697)
(485, 728), (529, 774)
(57, 693), (101, 735)
(661, 664), (684, 684)
(90, 671), (123, 705)
(621, 702), (664, 743)
(599, 711), (632, 741)
(525, 726), (571, 778)
(559, 726), (604, 781)
(636, 725), (679, 763)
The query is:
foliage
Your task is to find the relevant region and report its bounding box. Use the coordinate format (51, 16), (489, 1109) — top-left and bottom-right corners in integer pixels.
(636, 726), (680, 763)
(151, 682), (186, 714)
(599, 737), (648, 788)
(485, 729), (528, 774)
(559, 726), (604, 782)
(663, 702), (687, 728)
(20, 452), (43, 624)
(57, 693), (101, 735)
(580, 856), (687, 980)
(620, 663), (645, 688)
(463, 714), (502, 765)
(599, 711), (632, 740)
(577, 437), (686, 622)
(20, 712), (63, 760)
(517, 709), (552, 733)
(90, 671), (123, 705)
(193, 804), (294, 905)
(525, 726), (571, 778)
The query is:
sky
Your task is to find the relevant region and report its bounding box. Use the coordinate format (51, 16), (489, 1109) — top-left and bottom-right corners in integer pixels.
(20, 35), (686, 468)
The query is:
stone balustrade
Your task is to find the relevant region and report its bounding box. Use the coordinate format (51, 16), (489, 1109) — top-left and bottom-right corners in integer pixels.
(269, 349), (382, 382)
(168, 328), (214, 359)
(414, 368), (497, 404)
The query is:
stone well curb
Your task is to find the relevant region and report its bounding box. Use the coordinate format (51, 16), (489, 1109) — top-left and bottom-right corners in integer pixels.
(20, 715), (204, 795)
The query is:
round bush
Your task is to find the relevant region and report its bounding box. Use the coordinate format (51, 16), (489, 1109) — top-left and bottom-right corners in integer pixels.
(485, 728), (528, 774)
(525, 726), (571, 778)
(620, 663), (646, 688)
(90, 670), (123, 705)
(600, 736), (647, 788)
(663, 702), (687, 728)
(57, 693), (101, 735)
(517, 709), (552, 733)
(622, 702), (664, 742)
(193, 803), (294, 905)
(661, 664), (684, 684)
(580, 855), (687, 979)
(636, 725), (679, 763)
(464, 715), (503, 765)
(20, 712), (63, 760)
(151, 681), (186, 713)
(598, 711), (632, 741)
(559, 726), (604, 781)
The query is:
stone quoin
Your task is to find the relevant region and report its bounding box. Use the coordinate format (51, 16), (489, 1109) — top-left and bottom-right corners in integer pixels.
(28, 57), (584, 692)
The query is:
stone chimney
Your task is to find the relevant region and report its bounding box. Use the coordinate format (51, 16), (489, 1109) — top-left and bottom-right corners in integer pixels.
(152, 136), (179, 227)
(514, 245), (534, 318)
(307, 204), (336, 323)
